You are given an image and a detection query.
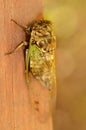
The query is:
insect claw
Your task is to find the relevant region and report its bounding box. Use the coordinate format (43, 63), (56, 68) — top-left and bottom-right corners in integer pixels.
(5, 50), (14, 55)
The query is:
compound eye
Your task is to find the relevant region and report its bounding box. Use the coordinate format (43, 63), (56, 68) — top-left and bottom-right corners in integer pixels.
(38, 40), (45, 48)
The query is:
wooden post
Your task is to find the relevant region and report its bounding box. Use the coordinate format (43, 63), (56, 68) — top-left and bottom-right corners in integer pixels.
(0, 0), (53, 129)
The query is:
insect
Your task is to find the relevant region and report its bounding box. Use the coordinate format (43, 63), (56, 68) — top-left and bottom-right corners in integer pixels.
(6, 19), (56, 91)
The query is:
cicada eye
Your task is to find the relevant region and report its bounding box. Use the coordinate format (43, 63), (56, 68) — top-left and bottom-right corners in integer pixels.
(38, 40), (45, 48)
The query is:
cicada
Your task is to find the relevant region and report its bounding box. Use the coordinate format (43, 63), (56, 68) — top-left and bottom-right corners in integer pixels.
(6, 19), (56, 92)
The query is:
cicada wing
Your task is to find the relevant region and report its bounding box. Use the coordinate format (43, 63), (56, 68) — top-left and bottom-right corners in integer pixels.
(29, 44), (57, 121)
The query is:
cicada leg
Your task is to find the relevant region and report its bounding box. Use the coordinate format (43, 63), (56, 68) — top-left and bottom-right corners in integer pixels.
(25, 49), (30, 85)
(5, 41), (28, 55)
(11, 19), (27, 30)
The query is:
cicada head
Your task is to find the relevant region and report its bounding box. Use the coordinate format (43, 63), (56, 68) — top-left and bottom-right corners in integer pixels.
(27, 20), (56, 52)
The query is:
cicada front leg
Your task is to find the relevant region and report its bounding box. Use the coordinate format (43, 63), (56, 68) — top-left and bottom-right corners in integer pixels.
(11, 19), (27, 30)
(5, 41), (28, 55)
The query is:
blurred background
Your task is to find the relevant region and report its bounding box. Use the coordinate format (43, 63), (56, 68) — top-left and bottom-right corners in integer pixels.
(43, 0), (86, 130)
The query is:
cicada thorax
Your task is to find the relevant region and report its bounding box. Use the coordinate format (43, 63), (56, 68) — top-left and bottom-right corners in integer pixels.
(28, 20), (56, 91)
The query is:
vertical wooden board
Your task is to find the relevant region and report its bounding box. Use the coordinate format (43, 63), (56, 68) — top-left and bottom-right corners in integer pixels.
(0, 0), (53, 130)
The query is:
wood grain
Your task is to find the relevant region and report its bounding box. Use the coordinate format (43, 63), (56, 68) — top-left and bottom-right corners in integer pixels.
(0, 0), (53, 130)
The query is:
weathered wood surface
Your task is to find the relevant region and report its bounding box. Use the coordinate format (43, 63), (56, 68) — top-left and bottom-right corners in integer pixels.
(0, 0), (53, 130)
